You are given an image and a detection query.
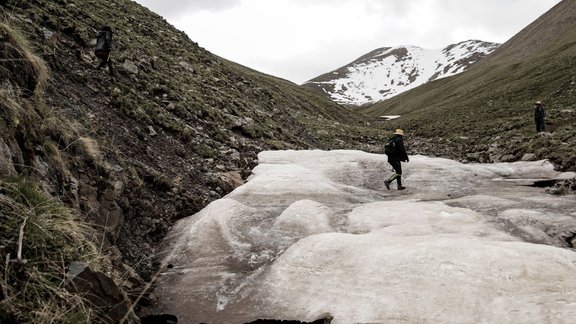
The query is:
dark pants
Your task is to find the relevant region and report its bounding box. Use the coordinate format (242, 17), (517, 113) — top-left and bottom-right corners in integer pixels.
(387, 160), (403, 186)
(389, 160), (402, 175)
(97, 56), (115, 76)
(536, 118), (545, 133)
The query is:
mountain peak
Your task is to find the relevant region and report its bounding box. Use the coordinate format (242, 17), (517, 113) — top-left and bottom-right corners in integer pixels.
(303, 40), (499, 106)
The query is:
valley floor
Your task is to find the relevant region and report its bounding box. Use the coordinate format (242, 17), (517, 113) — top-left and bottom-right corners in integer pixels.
(153, 150), (576, 323)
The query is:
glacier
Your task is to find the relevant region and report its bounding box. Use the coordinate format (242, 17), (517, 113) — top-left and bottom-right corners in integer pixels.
(154, 150), (576, 323)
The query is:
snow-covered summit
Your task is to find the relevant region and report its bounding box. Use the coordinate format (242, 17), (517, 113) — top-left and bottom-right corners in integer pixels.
(303, 40), (499, 106)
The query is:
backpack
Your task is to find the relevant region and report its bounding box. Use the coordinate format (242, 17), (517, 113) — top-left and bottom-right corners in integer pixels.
(384, 139), (396, 156)
(95, 28), (112, 59)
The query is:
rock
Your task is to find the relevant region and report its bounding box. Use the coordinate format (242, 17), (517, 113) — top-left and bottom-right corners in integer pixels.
(79, 180), (126, 246)
(33, 154), (50, 178)
(87, 38), (97, 47)
(63, 175), (80, 209)
(218, 171), (243, 190)
(178, 61), (194, 73)
(521, 153), (536, 161)
(100, 188), (124, 243)
(120, 263), (145, 290)
(41, 27), (55, 40)
(65, 262), (138, 323)
(500, 154), (515, 162)
(535, 148), (550, 158)
(547, 178), (576, 195)
(122, 60), (139, 75)
(223, 149), (241, 162)
(148, 126), (157, 136)
(226, 113), (247, 127)
(489, 154), (502, 163)
(466, 152), (481, 162)
(107, 245), (123, 267)
(0, 140), (17, 176)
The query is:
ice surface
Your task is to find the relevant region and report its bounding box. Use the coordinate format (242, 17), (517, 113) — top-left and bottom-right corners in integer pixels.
(273, 200), (334, 237)
(154, 150), (576, 323)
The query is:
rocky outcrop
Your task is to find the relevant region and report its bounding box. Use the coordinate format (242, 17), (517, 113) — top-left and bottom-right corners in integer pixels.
(547, 177), (576, 195)
(65, 262), (139, 323)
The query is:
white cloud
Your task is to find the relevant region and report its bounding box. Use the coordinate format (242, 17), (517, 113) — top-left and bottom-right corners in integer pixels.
(136, 0), (240, 16)
(134, 0), (562, 84)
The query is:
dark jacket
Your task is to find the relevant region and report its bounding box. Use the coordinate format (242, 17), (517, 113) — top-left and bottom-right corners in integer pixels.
(387, 134), (408, 162)
(535, 106), (545, 120)
(95, 28), (113, 57)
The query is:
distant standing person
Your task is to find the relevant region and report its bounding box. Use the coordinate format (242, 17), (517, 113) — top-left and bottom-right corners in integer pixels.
(534, 101), (545, 133)
(384, 129), (409, 190)
(95, 26), (115, 76)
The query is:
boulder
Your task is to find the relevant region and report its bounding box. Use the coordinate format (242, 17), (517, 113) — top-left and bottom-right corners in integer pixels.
(148, 125), (158, 137)
(466, 152), (481, 162)
(100, 188), (124, 243)
(218, 171), (244, 191)
(65, 262), (138, 323)
(521, 153), (536, 161)
(122, 60), (139, 75)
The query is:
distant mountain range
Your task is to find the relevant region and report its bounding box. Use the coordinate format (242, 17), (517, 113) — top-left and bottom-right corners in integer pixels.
(303, 40), (499, 106)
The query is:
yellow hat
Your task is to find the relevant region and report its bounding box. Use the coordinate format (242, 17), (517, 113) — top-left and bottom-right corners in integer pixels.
(394, 129), (404, 136)
(535, 101), (542, 105)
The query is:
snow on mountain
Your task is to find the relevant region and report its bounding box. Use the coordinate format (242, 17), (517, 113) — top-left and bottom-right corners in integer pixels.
(303, 40), (499, 106)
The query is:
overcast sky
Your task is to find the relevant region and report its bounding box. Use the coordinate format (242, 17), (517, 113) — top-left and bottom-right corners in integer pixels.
(134, 0), (561, 84)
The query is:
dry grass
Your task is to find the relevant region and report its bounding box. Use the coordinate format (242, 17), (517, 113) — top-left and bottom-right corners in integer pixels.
(0, 178), (100, 323)
(0, 22), (49, 95)
(0, 91), (23, 127)
(77, 137), (102, 163)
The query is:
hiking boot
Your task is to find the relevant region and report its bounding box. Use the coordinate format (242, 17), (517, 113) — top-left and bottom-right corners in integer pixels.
(384, 180), (391, 190)
(397, 185), (406, 190)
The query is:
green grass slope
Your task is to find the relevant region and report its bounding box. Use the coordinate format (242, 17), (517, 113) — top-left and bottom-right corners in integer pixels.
(361, 0), (576, 170)
(1, 0), (370, 241)
(0, 0), (379, 317)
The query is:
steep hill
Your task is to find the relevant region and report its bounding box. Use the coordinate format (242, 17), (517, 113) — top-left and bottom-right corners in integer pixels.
(361, 0), (576, 170)
(303, 40), (498, 106)
(0, 0), (380, 321)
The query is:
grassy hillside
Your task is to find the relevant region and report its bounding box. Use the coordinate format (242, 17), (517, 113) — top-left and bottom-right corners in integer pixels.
(1, 0), (372, 265)
(361, 0), (576, 170)
(0, 0), (381, 321)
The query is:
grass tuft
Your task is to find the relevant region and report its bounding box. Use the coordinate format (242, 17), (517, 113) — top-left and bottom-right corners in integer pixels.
(0, 177), (100, 323)
(0, 22), (49, 96)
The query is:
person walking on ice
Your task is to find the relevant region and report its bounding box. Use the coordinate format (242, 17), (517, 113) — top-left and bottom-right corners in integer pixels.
(384, 129), (409, 190)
